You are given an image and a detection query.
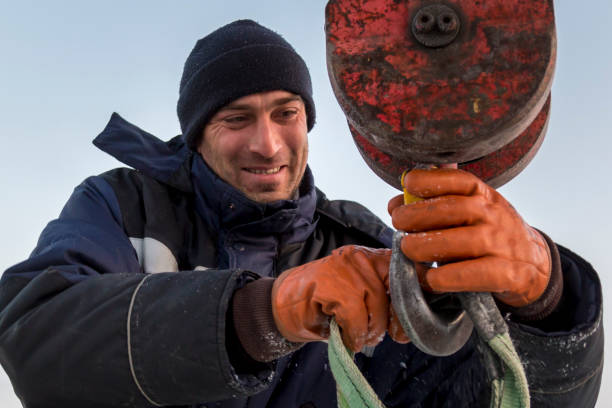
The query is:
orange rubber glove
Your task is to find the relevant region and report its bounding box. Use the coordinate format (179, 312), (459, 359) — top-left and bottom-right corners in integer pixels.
(388, 168), (551, 307)
(271, 245), (409, 352)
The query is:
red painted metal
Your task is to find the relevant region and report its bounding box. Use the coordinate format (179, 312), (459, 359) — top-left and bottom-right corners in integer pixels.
(352, 96), (550, 189)
(326, 0), (556, 188)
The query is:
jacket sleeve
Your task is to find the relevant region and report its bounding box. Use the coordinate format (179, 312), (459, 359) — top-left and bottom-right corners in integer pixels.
(0, 176), (273, 408)
(508, 243), (603, 407)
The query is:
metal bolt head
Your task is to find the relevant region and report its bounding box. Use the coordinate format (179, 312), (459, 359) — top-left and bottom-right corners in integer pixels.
(412, 4), (461, 48)
(414, 11), (435, 33)
(438, 12), (458, 33)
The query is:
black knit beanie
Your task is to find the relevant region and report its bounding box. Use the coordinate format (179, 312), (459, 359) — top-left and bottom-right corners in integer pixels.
(178, 19), (316, 150)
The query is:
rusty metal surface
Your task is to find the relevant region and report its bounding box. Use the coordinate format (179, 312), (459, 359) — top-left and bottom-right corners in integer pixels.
(352, 96), (550, 189)
(326, 0), (556, 167)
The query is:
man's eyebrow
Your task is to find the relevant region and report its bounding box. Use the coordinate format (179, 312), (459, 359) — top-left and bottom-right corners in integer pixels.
(272, 96), (303, 106)
(218, 103), (251, 112)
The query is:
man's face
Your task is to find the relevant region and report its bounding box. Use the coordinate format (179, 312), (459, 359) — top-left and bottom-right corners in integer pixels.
(198, 90), (309, 203)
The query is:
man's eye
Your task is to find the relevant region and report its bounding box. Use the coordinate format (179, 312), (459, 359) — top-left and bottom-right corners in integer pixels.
(224, 115), (248, 124)
(279, 109), (298, 119)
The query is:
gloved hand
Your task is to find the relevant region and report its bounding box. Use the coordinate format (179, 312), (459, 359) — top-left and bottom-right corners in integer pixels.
(388, 168), (551, 307)
(271, 245), (409, 352)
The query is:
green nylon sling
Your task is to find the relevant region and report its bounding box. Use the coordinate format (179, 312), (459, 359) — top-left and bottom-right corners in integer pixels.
(328, 319), (530, 408)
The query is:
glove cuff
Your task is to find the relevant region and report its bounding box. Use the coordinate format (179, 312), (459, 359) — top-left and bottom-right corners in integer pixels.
(498, 229), (563, 321)
(232, 277), (304, 362)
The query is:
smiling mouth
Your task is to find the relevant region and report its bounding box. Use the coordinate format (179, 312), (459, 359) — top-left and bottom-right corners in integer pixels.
(245, 167), (283, 175)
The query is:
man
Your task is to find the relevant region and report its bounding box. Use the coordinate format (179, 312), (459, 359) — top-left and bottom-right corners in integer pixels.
(0, 20), (602, 407)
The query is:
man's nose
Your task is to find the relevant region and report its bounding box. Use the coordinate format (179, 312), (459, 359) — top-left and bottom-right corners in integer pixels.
(248, 116), (282, 158)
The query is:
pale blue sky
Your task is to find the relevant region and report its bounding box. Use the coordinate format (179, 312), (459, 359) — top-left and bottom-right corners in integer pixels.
(1, 1), (611, 406)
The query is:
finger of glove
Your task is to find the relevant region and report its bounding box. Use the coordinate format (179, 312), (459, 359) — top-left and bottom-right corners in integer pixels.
(391, 195), (486, 232)
(402, 168), (488, 199)
(352, 251), (392, 348)
(424, 256), (548, 307)
(365, 313), (390, 348)
(364, 283), (391, 347)
(400, 225), (489, 263)
(339, 245), (393, 302)
(388, 194), (405, 215)
(326, 276), (390, 351)
(330, 298), (372, 352)
(367, 247), (393, 282)
(388, 305), (411, 344)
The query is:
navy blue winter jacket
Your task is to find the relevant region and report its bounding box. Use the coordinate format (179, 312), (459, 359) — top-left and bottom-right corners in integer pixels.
(0, 114), (603, 407)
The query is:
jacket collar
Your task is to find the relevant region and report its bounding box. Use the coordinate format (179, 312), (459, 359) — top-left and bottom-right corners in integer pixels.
(191, 154), (318, 244)
(93, 113), (193, 192)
